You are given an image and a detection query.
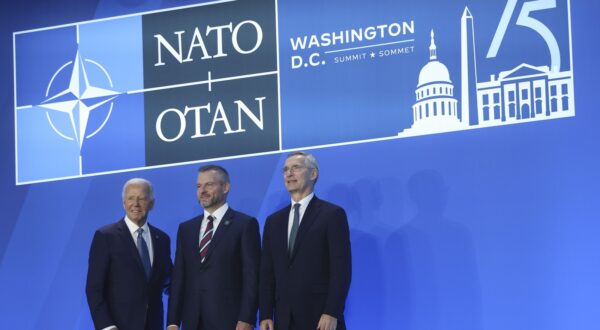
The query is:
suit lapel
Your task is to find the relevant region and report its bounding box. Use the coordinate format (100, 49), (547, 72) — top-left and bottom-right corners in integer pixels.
(117, 219), (147, 279)
(290, 196), (321, 261)
(203, 208), (234, 262)
(190, 216), (204, 265)
(276, 205), (292, 262)
(148, 224), (162, 280)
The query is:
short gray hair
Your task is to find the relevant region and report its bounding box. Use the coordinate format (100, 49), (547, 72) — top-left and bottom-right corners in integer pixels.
(122, 178), (154, 202)
(287, 151), (319, 182)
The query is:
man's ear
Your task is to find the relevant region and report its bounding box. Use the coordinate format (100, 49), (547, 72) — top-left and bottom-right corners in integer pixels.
(310, 168), (318, 182)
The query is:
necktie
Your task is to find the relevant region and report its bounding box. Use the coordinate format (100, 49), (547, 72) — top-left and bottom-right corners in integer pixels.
(288, 203), (301, 255)
(199, 215), (215, 262)
(136, 228), (151, 279)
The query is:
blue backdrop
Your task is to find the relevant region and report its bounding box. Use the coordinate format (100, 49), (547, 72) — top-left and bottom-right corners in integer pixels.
(1, 1), (600, 329)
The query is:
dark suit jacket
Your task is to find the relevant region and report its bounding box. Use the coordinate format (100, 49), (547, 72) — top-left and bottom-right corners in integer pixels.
(86, 219), (172, 330)
(259, 196), (352, 330)
(167, 207), (261, 330)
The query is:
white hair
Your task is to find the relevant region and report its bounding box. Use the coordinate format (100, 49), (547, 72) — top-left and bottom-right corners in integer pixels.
(122, 178), (154, 202)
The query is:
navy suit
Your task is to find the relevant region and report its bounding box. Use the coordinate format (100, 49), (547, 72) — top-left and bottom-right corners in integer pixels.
(259, 196), (352, 330)
(167, 208), (261, 329)
(86, 219), (172, 330)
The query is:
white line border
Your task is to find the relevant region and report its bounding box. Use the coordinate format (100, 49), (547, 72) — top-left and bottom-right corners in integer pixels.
(13, 33), (19, 186)
(567, 0), (575, 115)
(324, 39), (415, 54)
(127, 70), (278, 94)
(15, 112), (576, 185)
(13, 0), (237, 35)
(275, 0), (283, 151)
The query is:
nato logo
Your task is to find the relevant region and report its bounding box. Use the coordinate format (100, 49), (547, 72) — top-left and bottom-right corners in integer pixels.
(15, 17), (145, 185)
(14, 0), (279, 185)
(40, 50), (119, 150)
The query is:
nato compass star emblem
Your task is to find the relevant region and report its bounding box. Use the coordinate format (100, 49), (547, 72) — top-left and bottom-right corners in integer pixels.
(39, 50), (120, 151)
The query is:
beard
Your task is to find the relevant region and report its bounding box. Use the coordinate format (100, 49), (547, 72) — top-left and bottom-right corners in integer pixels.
(200, 193), (224, 210)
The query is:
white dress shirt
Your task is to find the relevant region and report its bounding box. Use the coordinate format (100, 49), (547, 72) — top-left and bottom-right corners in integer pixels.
(124, 216), (154, 266)
(199, 203), (229, 246)
(287, 192), (314, 239)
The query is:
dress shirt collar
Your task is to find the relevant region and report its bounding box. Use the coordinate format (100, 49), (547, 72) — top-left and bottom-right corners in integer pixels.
(124, 215), (154, 266)
(124, 215), (150, 235)
(204, 202), (229, 223)
(289, 192), (314, 223)
(291, 192), (314, 211)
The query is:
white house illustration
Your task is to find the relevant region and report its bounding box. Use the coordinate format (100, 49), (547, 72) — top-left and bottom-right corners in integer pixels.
(399, 6), (574, 137)
(475, 63), (574, 126)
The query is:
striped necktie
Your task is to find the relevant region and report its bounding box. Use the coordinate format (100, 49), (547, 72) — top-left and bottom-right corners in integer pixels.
(199, 215), (215, 262)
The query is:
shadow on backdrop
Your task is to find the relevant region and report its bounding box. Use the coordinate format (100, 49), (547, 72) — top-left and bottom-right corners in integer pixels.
(384, 169), (483, 330)
(324, 180), (386, 330)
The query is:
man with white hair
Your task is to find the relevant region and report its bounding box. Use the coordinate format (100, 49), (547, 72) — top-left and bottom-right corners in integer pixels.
(86, 178), (172, 330)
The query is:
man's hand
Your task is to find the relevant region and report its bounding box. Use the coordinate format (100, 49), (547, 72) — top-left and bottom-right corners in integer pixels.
(260, 319), (274, 330)
(236, 321), (254, 330)
(316, 314), (337, 330)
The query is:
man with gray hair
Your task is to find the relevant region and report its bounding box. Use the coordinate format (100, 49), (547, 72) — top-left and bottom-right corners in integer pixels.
(260, 152), (352, 330)
(86, 178), (172, 330)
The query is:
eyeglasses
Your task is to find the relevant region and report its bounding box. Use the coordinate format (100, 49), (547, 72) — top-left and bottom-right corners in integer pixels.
(125, 196), (151, 204)
(282, 165), (312, 174)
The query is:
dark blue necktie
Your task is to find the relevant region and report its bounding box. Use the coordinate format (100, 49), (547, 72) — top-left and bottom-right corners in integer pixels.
(136, 228), (152, 279)
(288, 203), (301, 255)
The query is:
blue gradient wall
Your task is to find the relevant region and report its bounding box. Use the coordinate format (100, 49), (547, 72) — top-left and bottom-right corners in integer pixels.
(1, 1), (599, 329)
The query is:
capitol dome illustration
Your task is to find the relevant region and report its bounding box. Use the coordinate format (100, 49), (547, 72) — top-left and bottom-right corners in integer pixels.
(400, 30), (463, 136)
(418, 55), (451, 86)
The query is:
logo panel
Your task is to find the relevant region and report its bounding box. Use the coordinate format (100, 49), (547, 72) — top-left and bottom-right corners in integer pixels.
(14, 0), (574, 184)
(14, 0), (279, 184)
(141, 0), (279, 165)
(277, 0), (574, 146)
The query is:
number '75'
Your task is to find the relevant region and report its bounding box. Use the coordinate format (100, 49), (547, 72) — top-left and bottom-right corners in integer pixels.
(486, 0), (561, 71)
